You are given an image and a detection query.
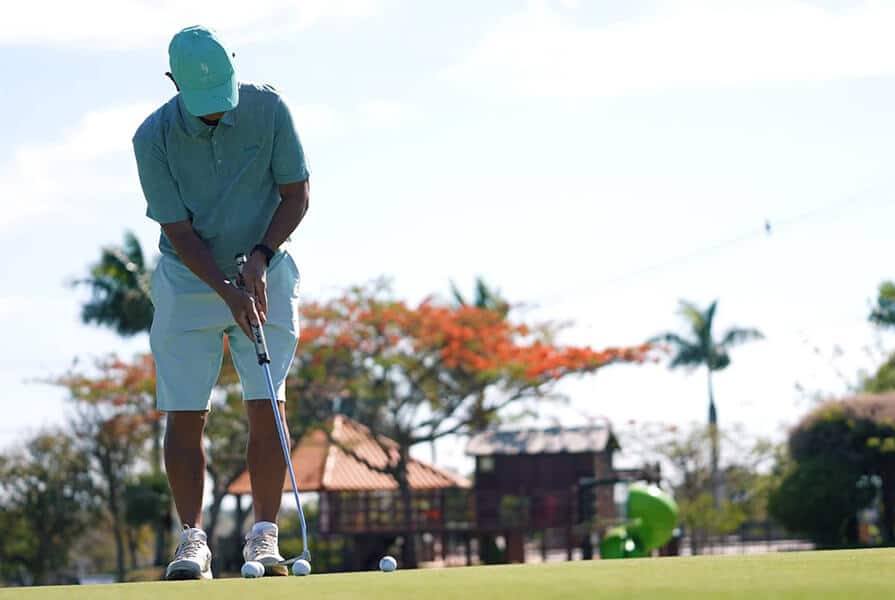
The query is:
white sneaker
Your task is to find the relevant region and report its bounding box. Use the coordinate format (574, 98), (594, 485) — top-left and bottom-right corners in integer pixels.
(165, 527), (213, 580)
(243, 522), (288, 576)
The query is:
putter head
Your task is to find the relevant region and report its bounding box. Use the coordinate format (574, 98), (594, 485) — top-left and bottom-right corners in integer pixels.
(278, 550), (311, 567)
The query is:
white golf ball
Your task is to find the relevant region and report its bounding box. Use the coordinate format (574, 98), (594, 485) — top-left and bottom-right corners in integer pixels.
(292, 559), (312, 576)
(379, 555), (397, 572)
(241, 561), (264, 578)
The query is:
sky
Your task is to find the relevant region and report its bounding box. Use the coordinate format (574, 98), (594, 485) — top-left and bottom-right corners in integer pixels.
(1, 0), (894, 474)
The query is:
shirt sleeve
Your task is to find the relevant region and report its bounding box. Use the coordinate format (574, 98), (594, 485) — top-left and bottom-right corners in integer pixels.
(271, 97), (310, 184)
(133, 134), (190, 224)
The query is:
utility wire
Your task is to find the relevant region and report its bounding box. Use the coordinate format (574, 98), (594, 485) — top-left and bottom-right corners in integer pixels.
(541, 189), (886, 307)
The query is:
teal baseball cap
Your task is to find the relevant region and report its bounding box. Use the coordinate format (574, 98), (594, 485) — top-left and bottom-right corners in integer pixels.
(168, 26), (238, 117)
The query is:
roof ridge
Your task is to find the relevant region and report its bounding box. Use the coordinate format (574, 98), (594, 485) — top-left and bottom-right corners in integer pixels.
(408, 455), (469, 486)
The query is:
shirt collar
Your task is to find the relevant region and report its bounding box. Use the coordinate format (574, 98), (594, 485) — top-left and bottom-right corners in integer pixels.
(177, 95), (237, 137)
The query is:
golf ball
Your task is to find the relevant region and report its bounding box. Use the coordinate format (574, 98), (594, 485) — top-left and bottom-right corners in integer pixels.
(379, 555), (397, 572)
(292, 559), (312, 576)
(241, 561), (264, 578)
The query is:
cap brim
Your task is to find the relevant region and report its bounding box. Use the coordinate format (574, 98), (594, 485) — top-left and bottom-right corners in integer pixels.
(180, 75), (238, 117)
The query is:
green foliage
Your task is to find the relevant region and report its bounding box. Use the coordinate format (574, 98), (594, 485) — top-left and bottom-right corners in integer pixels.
(0, 432), (101, 585)
(74, 231), (154, 336)
(124, 472), (171, 528)
(678, 492), (747, 539)
(869, 281), (895, 329)
(56, 356), (158, 582)
(0, 506), (37, 585)
(650, 300), (764, 507)
(620, 423), (777, 554)
(864, 352), (895, 393)
(450, 277), (510, 316)
(768, 458), (873, 547)
(775, 395), (895, 545)
(651, 300), (764, 374)
(203, 384), (250, 551)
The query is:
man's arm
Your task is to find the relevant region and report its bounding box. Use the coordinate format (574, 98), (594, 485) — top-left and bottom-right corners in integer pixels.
(241, 180), (310, 315)
(161, 220), (262, 339)
(261, 180), (310, 251)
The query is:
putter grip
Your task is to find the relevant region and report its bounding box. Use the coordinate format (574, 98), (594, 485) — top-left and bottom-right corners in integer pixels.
(235, 253), (271, 365)
(250, 322), (271, 365)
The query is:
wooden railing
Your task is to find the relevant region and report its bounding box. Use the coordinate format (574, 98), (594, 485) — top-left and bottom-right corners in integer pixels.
(324, 488), (586, 534)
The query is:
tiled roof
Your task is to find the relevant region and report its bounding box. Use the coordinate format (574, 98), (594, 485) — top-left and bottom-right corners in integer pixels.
(466, 424), (613, 456)
(228, 415), (470, 495)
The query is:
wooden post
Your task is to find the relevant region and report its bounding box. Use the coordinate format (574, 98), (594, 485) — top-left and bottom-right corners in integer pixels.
(441, 532), (449, 563)
(566, 528), (573, 561)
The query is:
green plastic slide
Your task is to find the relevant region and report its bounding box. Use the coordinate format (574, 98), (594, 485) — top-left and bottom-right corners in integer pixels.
(599, 484), (678, 559)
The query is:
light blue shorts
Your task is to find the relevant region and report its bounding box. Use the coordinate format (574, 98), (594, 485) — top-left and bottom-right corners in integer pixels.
(149, 251), (301, 412)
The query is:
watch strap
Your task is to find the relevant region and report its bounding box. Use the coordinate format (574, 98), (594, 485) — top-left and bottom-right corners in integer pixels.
(251, 243), (275, 266)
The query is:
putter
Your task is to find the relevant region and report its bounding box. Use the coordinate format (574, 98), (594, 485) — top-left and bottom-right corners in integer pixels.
(235, 253), (311, 566)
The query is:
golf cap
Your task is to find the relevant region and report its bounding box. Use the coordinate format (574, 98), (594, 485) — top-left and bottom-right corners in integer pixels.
(169, 25), (238, 117)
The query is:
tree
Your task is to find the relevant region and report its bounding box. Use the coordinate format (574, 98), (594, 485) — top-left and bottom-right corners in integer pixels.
(0, 432), (100, 585)
(869, 281), (895, 329)
(865, 353), (895, 394)
(53, 355), (159, 582)
(865, 281), (895, 394)
(288, 282), (652, 567)
(74, 230), (154, 336)
(203, 342), (251, 573)
(124, 472), (172, 570)
(619, 422), (777, 554)
(450, 277), (509, 316)
(783, 394), (895, 543)
(650, 299), (763, 507)
(768, 457), (873, 547)
(73, 231), (170, 566)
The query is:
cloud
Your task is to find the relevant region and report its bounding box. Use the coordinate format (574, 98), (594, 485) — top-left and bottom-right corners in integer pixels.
(0, 98), (365, 230)
(0, 0), (377, 49)
(0, 103), (154, 229)
(444, 0), (895, 97)
(356, 101), (419, 128)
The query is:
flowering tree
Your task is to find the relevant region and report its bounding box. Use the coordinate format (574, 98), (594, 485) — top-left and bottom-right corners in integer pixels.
(0, 432), (100, 585)
(53, 355), (158, 582)
(287, 282), (652, 566)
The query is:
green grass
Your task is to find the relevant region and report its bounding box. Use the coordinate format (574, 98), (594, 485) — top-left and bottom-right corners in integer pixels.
(3, 549), (894, 599)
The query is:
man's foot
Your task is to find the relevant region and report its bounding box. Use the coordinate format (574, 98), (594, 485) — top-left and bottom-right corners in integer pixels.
(243, 522), (288, 576)
(165, 527), (213, 580)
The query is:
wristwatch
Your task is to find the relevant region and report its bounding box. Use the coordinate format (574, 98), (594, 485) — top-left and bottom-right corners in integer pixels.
(251, 243), (275, 266)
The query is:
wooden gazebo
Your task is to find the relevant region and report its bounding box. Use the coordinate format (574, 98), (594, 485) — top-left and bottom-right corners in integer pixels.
(227, 415), (473, 567)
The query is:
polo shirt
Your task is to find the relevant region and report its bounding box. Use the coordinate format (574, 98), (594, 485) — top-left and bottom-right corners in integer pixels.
(133, 82), (309, 280)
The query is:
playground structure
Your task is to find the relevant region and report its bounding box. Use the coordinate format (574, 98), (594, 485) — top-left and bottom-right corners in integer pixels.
(600, 484), (679, 559)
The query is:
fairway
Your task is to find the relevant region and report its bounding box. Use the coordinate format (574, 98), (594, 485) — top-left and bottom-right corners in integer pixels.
(3, 549), (893, 600)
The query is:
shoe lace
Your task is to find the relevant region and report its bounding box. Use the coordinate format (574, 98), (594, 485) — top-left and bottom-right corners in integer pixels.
(249, 533), (279, 557)
(175, 536), (205, 561)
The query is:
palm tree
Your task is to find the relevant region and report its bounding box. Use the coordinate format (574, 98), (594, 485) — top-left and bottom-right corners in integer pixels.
(650, 299), (763, 506)
(450, 276), (509, 316)
(72, 231), (168, 564)
(74, 231), (154, 336)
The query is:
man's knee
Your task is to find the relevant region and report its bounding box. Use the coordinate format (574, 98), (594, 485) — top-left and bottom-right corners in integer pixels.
(165, 410), (208, 449)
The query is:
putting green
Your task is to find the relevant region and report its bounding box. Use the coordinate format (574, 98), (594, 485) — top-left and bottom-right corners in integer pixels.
(2, 549), (893, 600)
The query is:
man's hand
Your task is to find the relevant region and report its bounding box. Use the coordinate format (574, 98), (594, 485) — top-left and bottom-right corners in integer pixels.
(222, 286), (264, 340)
(241, 251), (268, 321)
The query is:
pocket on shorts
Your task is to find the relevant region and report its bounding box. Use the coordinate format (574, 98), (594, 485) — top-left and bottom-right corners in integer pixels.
(266, 251), (301, 333)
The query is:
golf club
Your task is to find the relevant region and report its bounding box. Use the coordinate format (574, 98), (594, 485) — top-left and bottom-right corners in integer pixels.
(235, 253), (311, 566)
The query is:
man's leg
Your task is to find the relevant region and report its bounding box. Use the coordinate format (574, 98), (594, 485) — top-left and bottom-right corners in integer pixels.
(242, 399), (291, 576)
(164, 410), (209, 527)
(245, 400), (289, 522)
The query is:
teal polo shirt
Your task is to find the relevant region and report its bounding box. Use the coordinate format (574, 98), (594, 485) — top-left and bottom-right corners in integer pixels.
(133, 82), (309, 280)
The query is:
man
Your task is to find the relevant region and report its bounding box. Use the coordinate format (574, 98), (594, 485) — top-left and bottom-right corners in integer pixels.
(132, 25), (310, 580)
